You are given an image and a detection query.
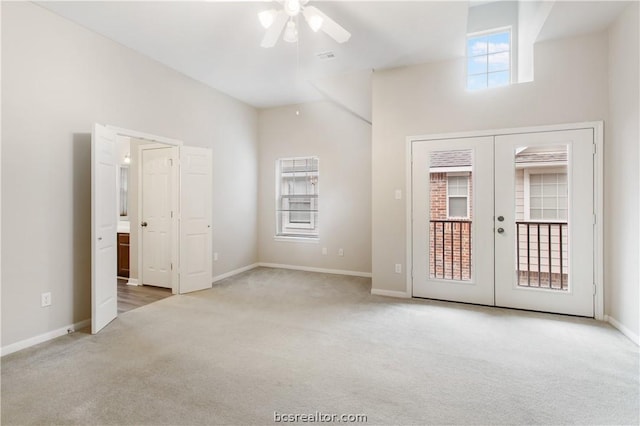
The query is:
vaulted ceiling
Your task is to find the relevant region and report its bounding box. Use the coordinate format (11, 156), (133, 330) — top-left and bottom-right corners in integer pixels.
(37, 1), (630, 108)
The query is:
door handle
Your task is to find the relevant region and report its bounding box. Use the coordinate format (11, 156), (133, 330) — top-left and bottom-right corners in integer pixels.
(497, 216), (504, 222)
(497, 227), (505, 234)
(141, 221), (148, 227)
(98, 237), (103, 241)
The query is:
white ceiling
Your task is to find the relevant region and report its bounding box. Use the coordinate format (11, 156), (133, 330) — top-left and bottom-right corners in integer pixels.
(36, 1), (629, 109)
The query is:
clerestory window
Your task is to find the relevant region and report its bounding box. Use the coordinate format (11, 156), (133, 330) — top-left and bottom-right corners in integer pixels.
(467, 28), (511, 91)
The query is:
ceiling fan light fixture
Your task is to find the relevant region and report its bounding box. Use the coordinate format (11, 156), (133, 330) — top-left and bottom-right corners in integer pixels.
(283, 20), (298, 43)
(284, 0), (301, 17)
(258, 9), (277, 29)
(307, 14), (323, 32)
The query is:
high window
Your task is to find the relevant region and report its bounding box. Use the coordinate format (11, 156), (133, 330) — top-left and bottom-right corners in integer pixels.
(467, 29), (511, 91)
(276, 157), (319, 239)
(447, 174), (470, 219)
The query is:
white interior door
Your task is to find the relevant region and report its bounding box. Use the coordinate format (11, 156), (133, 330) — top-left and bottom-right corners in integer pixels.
(494, 129), (594, 316)
(412, 137), (495, 305)
(91, 124), (118, 334)
(141, 146), (177, 289)
(179, 146), (212, 294)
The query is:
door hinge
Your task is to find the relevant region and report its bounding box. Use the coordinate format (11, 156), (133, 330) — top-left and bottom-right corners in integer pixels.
(593, 283), (597, 295)
(171, 263), (173, 271)
(169, 158), (174, 166)
(171, 211), (174, 218)
(592, 143), (597, 155)
(593, 214), (597, 225)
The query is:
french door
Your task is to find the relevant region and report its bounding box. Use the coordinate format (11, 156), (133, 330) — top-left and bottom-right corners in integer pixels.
(411, 128), (595, 317)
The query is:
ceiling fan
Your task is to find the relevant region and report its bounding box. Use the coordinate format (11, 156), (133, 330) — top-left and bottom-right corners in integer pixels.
(259, 0), (351, 48)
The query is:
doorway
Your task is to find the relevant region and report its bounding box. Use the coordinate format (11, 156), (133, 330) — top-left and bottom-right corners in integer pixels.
(409, 123), (603, 318)
(91, 124), (213, 334)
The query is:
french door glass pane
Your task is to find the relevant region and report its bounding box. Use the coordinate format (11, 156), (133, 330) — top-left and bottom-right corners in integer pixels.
(516, 145), (569, 290)
(429, 150), (473, 281)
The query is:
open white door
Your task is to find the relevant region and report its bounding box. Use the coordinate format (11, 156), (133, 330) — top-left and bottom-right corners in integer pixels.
(91, 124), (118, 333)
(179, 146), (213, 294)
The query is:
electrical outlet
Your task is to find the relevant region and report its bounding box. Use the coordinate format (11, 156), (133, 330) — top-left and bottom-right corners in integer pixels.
(338, 248), (344, 256)
(395, 264), (402, 274)
(41, 292), (52, 307)
(322, 247), (327, 255)
(213, 252), (219, 261)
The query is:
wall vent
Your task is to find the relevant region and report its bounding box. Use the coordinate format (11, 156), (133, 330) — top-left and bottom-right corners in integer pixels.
(316, 51), (336, 60)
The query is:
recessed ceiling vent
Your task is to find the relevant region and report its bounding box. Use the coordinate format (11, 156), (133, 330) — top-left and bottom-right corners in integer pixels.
(316, 51), (336, 60)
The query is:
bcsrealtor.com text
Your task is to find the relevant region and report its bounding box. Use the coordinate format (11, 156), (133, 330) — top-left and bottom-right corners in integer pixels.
(274, 411), (367, 423)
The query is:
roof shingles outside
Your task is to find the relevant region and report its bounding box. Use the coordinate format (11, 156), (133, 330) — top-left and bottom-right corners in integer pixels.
(430, 150), (472, 168)
(429, 150), (567, 168)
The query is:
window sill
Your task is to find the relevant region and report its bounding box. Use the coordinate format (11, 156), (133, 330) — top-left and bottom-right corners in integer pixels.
(274, 236), (319, 244)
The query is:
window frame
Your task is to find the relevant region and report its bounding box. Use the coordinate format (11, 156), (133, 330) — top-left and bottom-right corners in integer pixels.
(446, 172), (470, 220)
(523, 167), (568, 222)
(466, 26), (512, 91)
(275, 156), (319, 240)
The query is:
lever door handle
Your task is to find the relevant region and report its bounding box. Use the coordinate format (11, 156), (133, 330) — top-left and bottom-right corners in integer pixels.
(141, 221), (148, 227)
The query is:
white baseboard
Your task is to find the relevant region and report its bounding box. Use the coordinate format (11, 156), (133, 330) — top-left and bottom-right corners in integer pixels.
(605, 315), (640, 346)
(258, 263), (372, 278)
(371, 288), (411, 299)
(126, 278), (139, 286)
(1, 319), (91, 357)
(212, 263), (260, 283)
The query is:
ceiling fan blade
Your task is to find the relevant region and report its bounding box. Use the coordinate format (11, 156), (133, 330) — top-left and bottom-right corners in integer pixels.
(303, 6), (351, 44)
(261, 10), (288, 48)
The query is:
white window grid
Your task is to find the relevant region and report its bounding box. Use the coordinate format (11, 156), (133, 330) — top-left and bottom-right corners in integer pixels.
(524, 168), (568, 222)
(275, 157), (319, 238)
(446, 173), (470, 219)
(466, 27), (512, 90)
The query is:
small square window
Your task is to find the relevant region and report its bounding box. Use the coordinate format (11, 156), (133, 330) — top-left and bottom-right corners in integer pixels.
(467, 29), (511, 91)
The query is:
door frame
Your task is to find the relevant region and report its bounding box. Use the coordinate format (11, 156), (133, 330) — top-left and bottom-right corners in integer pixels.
(108, 126), (183, 297)
(406, 121), (604, 320)
(137, 143), (180, 295)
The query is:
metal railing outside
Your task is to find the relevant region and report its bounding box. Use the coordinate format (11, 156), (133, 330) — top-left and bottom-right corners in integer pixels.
(429, 220), (472, 281)
(516, 221), (569, 291)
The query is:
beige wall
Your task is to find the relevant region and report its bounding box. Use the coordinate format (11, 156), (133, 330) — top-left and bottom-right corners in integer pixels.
(371, 31), (608, 294)
(606, 2), (639, 340)
(1, 3), (258, 347)
(257, 102), (371, 274)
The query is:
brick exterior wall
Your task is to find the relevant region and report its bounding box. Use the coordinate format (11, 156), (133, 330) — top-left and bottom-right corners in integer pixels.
(429, 172), (472, 281)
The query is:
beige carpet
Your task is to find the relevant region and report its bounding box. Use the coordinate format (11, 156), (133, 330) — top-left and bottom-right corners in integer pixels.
(2, 267), (638, 425)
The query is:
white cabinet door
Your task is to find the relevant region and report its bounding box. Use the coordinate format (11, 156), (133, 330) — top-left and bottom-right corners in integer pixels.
(91, 124), (118, 334)
(412, 137), (495, 305)
(179, 146), (213, 294)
